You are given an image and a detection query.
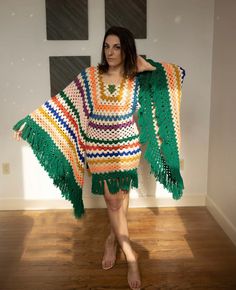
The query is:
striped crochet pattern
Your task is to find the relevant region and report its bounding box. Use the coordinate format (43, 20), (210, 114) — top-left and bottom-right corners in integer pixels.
(13, 59), (185, 218)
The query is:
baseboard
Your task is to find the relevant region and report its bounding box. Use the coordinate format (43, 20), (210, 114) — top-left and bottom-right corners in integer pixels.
(0, 194), (206, 211)
(206, 195), (236, 246)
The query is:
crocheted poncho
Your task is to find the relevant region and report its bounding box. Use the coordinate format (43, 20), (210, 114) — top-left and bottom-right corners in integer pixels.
(13, 59), (185, 218)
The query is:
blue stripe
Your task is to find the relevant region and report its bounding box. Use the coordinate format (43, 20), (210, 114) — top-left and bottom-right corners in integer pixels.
(86, 148), (141, 158)
(81, 69), (93, 114)
(44, 101), (85, 163)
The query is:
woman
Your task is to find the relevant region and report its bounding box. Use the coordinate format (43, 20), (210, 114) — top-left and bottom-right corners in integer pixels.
(95, 27), (156, 290)
(14, 26), (185, 290)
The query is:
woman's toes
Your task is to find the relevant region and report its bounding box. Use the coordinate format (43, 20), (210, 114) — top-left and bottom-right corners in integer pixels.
(102, 236), (117, 270)
(127, 260), (141, 289)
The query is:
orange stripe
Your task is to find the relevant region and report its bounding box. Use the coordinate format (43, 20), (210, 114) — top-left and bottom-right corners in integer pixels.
(162, 63), (182, 150)
(85, 141), (140, 151)
(89, 161), (140, 173)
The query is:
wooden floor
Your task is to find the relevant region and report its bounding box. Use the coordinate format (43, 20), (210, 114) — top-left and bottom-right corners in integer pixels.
(0, 207), (236, 290)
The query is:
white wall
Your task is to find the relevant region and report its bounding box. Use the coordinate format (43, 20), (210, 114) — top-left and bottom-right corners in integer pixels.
(0, 0), (214, 209)
(206, 0), (236, 245)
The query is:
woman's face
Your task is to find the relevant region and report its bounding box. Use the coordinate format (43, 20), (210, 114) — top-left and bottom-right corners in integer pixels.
(104, 34), (124, 69)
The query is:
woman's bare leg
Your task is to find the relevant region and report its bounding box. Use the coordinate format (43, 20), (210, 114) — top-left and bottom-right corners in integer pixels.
(102, 189), (129, 269)
(102, 220), (117, 270)
(102, 189), (129, 268)
(109, 188), (129, 236)
(103, 182), (141, 290)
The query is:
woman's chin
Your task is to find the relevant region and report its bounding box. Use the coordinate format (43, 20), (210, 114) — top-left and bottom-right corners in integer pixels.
(107, 62), (123, 69)
(107, 60), (115, 66)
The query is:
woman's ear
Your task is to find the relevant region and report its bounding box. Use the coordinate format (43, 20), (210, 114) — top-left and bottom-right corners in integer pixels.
(136, 55), (156, 72)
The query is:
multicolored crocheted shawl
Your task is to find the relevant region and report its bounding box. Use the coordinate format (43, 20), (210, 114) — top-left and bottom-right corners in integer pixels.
(13, 59), (185, 218)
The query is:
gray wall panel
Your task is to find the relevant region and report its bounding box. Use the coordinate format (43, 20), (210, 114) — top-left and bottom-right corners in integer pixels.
(49, 56), (90, 95)
(46, 0), (88, 40)
(105, 0), (147, 39)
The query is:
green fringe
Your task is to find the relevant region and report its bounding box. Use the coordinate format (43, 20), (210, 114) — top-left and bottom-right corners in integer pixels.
(137, 60), (184, 199)
(91, 169), (138, 195)
(13, 115), (85, 218)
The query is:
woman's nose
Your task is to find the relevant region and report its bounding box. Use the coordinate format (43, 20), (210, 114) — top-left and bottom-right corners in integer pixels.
(108, 48), (113, 55)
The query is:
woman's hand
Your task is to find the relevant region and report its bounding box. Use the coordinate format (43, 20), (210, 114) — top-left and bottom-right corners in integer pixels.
(13, 122), (26, 141)
(136, 55), (156, 73)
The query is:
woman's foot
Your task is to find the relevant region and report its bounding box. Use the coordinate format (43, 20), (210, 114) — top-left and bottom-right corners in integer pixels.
(127, 250), (141, 290)
(102, 234), (118, 270)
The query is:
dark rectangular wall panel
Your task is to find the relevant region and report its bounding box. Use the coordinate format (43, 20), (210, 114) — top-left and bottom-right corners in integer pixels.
(49, 56), (90, 95)
(105, 0), (147, 39)
(46, 0), (88, 40)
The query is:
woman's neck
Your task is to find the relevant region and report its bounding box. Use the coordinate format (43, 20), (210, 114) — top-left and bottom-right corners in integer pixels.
(107, 65), (124, 77)
(100, 65), (125, 86)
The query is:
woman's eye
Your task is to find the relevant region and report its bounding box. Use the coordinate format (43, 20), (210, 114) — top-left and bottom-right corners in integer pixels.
(104, 44), (120, 50)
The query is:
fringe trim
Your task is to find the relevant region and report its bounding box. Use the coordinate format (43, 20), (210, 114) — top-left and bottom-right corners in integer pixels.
(13, 115), (85, 218)
(91, 169), (138, 195)
(137, 60), (184, 199)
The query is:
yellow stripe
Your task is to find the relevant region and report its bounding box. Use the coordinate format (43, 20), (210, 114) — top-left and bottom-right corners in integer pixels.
(36, 107), (84, 173)
(88, 155), (140, 165)
(172, 65), (182, 150)
(173, 64), (182, 106)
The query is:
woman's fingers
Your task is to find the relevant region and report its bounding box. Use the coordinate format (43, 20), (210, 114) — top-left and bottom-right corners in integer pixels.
(13, 131), (21, 141)
(13, 122), (26, 141)
(136, 55), (156, 72)
(14, 128), (23, 141)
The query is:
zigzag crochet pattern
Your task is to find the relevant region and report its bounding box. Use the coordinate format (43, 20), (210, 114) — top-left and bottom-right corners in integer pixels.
(13, 59), (185, 218)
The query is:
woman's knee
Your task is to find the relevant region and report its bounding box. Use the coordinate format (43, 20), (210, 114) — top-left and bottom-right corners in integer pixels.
(104, 194), (124, 211)
(103, 181), (129, 210)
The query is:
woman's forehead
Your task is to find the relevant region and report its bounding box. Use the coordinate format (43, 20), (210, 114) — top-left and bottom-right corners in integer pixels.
(105, 34), (120, 44)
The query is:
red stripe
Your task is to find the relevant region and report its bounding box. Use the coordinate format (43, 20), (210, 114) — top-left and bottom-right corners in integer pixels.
(85, 141), (140, 151)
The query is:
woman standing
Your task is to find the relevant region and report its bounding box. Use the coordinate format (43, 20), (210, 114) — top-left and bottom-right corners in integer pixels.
(14, 26), (185, 290)
(96, 27), (155, 290)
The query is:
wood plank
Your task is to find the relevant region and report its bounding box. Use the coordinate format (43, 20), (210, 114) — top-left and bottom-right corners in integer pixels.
(0, 207), (236, 289)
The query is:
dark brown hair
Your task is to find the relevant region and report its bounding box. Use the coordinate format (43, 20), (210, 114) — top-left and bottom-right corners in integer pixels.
(98, 26), (137, 78)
